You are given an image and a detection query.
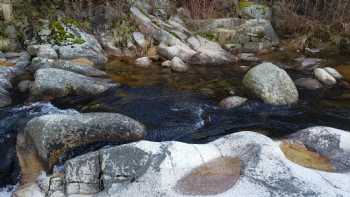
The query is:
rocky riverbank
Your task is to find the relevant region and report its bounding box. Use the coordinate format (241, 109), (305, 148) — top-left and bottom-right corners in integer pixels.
(0, 0), (349, 197)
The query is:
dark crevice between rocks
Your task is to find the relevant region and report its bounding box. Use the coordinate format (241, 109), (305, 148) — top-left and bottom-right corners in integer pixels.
(98, 152), (104, 192)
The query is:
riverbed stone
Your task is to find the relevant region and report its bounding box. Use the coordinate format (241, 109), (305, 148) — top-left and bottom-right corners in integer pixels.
(170, 57), (188, 72)
(30, 68), (117, 99)
(219, 96), (248, 109)
(133, 32), (147, 48)
(324, 67), (343, 80)
(27, 44), (58, 59)
(135, 57), (152, 68)
(24, 112), (146, 167)
(294, 78), (323, 90)
(314, 68), (337, 86)
(243, 62), (299, 105)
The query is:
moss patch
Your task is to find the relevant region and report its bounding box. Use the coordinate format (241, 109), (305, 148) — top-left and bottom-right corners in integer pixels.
(50, 20), (85, 45)
(281, 142), (335, 172)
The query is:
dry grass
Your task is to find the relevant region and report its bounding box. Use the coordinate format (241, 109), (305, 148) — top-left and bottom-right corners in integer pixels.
(275, 0), (350, 36)
(182, 0), (217, 19)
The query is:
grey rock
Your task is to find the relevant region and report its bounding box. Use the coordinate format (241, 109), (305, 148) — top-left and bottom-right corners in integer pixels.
(65, 152), (101, 195)
(243, 62), (299, 105)
(295, 57), (321, 70)
(133, 32), (147, 48)
(314, 68), (337, 86)
(324, 67), (343, 80)
(0, 67), (15, 107)
(17, 80), (33, 93)
(161, 60), (172, 67)
(27, 44), (58, 59)
(219, 96), (248, 109)
(25, 112), (146, 166)
(294, 78), (323, 90)
(0, 51), (5, 59)
(30, 68), (116, 99)
(57, 29), (107, 65)
(158, 43), (196, 63)
(171, 57), (188, 72)
(239, 53), (259, 62)
(223, 19), (279, 51)
(186, 18), (243, 33)
(135, 57), (152, 68)
(187, 36), (236, 65)
(57, 129), (350, 196)
(29, 57), (107, 77)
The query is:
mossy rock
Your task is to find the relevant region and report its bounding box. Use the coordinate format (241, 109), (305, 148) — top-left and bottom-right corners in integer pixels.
(49, 20), (85, 45)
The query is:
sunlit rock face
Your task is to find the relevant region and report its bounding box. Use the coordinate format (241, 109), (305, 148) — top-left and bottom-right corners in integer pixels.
(15, 128), (350, 197)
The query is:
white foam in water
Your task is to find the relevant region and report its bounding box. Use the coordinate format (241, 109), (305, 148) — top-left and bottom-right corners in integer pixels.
(12, 102), (79, 116)
(0, 185), (17, 197)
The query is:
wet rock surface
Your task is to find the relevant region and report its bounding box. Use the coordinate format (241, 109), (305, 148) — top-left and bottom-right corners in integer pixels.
(24, 112), (146, 167)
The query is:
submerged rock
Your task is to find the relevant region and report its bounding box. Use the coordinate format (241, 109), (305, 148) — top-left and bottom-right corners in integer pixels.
(24, 113), (146, 167)
(30, 68), (117, 99)
(243, 62), (299, 105)
(294, 78), (323, 90)
(294, 57), (321, 70)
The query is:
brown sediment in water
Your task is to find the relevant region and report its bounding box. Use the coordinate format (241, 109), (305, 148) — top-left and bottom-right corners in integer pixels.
(104, 58), (244, 99)
(280, 142), (335, 172)
(174, 157), (241, 195)
(336, 65), (350, 82)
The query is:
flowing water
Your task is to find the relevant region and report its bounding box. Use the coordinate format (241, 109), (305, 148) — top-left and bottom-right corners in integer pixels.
(1, 54), (350, 193)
